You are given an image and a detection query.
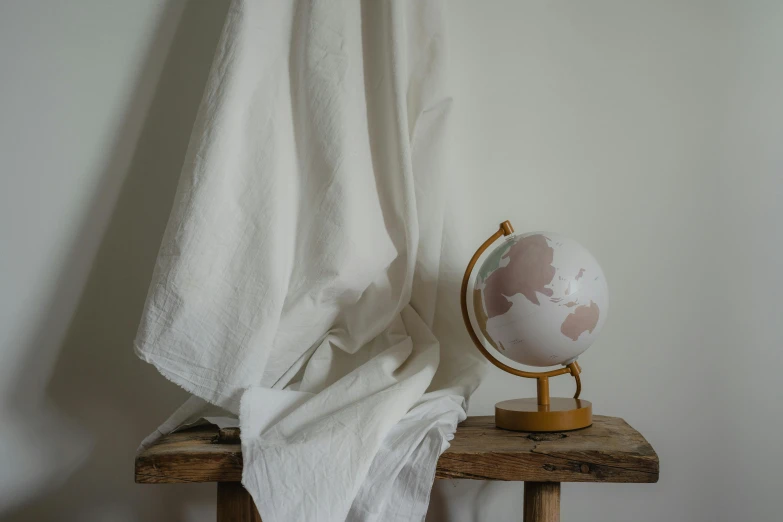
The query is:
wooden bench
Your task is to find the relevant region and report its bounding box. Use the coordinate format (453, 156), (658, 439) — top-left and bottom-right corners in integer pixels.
(135, 415), (659, 521)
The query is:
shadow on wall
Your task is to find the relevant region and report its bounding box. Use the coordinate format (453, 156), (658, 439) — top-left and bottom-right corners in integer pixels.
(6, 1), (230, 520)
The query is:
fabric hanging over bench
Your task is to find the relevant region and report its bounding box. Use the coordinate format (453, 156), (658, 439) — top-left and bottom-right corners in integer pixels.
(135, 0), (483, 520)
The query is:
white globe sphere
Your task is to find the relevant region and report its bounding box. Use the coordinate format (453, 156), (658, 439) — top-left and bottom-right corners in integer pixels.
(472, 232), (608, 367)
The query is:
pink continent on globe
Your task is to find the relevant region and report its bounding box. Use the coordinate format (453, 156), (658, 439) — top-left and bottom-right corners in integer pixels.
(560, 301), (600, 341)
(482, 234), (556, 318)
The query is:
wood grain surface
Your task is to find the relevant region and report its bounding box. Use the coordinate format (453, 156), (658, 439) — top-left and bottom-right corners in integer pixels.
(524, 482), (560, 522)
(436, 415), (659, 483)
(217, 482), (262, 522)
(135, 415), (658, 484)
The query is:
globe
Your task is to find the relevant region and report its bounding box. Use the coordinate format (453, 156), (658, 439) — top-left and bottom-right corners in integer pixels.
(472, 232), (608, 367)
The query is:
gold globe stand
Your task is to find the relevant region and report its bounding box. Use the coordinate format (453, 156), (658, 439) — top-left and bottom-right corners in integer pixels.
(461, 221), (592, 432)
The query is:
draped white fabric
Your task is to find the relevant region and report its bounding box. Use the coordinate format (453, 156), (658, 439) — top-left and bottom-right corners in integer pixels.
(135, 1), (483, 520)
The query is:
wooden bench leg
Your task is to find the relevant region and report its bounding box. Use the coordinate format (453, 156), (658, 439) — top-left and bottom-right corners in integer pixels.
(217, 482), (262, 522)
(524, 482), (560, 522)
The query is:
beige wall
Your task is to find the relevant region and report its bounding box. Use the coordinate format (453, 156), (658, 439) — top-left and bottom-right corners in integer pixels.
(0, 1), (226, 520)
(1, 1), (781, 521)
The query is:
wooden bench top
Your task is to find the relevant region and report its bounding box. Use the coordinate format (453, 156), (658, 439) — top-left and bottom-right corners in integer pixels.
(135, 415), (658, 485)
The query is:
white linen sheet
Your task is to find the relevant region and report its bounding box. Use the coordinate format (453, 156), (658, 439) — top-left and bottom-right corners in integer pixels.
(135, 1), (483, 520)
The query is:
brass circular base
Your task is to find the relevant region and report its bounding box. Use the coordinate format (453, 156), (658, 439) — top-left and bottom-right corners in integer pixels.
(495, 398), (592, 432)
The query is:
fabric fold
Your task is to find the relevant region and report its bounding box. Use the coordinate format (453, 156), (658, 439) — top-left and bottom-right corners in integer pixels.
(134, 1), (477, 520)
